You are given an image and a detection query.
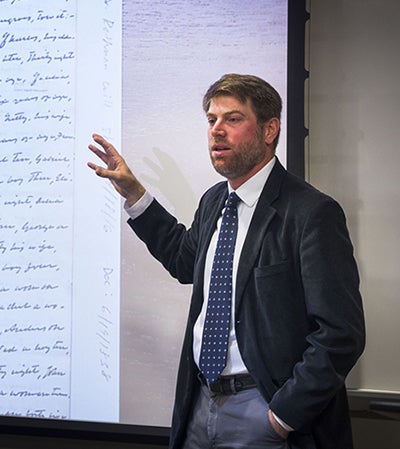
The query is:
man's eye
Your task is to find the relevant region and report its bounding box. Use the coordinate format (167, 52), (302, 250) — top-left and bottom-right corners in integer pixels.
(207, 118), (216, 125)
(228, 116), (241, 123)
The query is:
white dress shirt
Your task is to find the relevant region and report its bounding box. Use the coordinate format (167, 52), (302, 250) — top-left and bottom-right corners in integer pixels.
(192, 158), (276, 375)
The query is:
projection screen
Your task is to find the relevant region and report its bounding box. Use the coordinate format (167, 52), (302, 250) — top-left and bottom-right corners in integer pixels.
(0, 0), (306, 437)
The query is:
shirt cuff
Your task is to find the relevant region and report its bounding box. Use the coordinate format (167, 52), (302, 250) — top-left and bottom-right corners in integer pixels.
(124, 190), (153, 220)
(272, 412), (294, 432)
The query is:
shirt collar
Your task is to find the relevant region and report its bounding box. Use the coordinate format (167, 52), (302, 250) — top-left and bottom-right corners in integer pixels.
(228, 156), (276, 208)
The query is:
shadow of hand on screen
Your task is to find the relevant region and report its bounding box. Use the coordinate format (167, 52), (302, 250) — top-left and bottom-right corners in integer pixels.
(141, 147), (197, 225)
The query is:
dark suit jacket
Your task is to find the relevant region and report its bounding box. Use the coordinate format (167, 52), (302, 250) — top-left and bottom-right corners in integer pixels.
(129, 158), (365, 449)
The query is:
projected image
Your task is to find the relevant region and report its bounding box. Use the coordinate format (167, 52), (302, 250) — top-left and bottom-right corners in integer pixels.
(0, 0), (122, 423)
(120, 0), (288, 427)
(0, 0), (288, 428)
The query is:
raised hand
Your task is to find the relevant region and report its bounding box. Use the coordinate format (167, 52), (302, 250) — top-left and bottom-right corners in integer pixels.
(87, 133), (146, 206)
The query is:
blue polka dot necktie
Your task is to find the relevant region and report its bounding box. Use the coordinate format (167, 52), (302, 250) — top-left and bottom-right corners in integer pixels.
(200, 192), (240, 384)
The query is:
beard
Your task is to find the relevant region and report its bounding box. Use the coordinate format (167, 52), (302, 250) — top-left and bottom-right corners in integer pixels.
(209, 127), (267, 180)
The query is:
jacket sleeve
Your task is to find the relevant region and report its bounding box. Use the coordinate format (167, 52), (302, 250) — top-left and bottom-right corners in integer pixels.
(269, 198), (365, 431)
(127, 198), (199, 284)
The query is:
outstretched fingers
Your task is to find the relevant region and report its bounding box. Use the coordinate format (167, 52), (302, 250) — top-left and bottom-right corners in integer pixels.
(88, 134), (115, 162)
(87, 134), (122, 177)
(87, 161), (111, 178)
(87, 133), (145, 205)
(92, 133), (119, 155)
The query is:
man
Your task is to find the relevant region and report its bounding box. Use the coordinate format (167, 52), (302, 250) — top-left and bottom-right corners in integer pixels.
(88, 74), (365, 449)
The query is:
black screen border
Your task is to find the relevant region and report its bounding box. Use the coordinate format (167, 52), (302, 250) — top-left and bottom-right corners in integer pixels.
(0, 0), (307, 445)
(286, 0), (308, 178)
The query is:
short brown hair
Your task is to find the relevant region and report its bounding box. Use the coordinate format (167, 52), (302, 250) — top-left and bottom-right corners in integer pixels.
(203, 74), (282, 148)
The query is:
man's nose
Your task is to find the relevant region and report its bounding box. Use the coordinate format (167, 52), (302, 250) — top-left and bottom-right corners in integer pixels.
(210, 120), (226, 137)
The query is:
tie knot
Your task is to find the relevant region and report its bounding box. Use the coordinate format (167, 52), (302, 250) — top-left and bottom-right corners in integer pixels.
(227, 192), (240, 208)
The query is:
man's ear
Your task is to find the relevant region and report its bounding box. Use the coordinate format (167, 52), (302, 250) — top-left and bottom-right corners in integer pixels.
(263, 118), (280, 145)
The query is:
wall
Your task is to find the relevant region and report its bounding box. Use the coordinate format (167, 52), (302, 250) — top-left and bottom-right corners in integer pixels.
(307, 0), (400, 447)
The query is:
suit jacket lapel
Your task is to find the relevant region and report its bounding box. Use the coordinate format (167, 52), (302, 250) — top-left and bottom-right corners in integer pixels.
(192, 185), (228, 312)
(235, 159), (286, 311)
(198, 186), (227, 264)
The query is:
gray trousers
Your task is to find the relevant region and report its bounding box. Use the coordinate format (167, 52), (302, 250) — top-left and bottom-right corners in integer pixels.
(183, 381), (289, 449)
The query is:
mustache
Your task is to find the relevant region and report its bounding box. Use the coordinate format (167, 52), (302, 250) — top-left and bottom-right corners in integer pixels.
(210, 137), (231, 146)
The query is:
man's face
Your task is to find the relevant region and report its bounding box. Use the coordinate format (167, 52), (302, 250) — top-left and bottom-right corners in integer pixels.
(206, 95), (273, 189)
